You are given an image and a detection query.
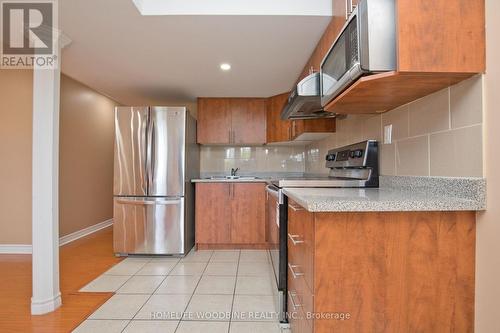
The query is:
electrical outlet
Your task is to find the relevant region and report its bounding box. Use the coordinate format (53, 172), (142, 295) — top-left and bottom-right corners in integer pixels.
(384, 124), (392, 144)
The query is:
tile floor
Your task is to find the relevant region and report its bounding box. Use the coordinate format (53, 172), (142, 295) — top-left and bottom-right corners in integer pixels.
(75, 249), (288, 333)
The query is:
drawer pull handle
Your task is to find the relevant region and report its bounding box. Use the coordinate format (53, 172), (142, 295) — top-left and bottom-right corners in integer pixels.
(288, 291), (302, 310)
(288, 263), (305, 279)
(288, 233), (304, 245)
(289, 204), (304, 211)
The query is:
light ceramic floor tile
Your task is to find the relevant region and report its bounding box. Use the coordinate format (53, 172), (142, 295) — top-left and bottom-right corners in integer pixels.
(104, 260), (148, 276)
(122, 320), (179, 333)
(134, 294), (192, 320)
(195, 275), (236, 295)
(235, 276), (277, 295)
(176, 321), (230, 333)
(232, 295), (278, 321)
(229, 321), (282, 333)
(170, 262), (207, 275)
(181, 250), (213, 263)
(204, 262), (238, 276)
(155, 275), (201, 294)
(122, 257), (153, 263)
(238, 262), (274, 277)
(89, 294), (149, 320)
(136, 262), (177, 275)
(150, 257), (181, 263)
(210, 250), (240, 262)
(117, 275), (165, 294)
(79, 275), (130, 292)
(184, 294), (233, 321)
(73, 319), (129, 333)
(239, 250), (270, 263)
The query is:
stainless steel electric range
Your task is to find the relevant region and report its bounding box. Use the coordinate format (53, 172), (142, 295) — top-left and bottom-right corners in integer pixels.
(266, 140), (379, 323)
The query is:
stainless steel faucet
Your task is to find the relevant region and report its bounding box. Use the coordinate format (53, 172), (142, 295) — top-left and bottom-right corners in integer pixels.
(231, 168), (239, 177)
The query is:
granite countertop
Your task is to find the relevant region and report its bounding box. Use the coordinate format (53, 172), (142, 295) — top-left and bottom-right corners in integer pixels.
(283, 176), (486, 212)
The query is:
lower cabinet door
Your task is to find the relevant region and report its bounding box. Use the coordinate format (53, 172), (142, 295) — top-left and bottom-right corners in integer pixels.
(195, 183), (231, 244)
(113, 197), (184, 254)
(231, 183), (266, 244)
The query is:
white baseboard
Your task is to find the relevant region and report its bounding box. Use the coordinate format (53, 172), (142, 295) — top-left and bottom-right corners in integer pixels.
(0, 219), (113, 254)
(59, 218), (113, 246)
(31, 293), (62, 315)
(0, 244), (33, 254)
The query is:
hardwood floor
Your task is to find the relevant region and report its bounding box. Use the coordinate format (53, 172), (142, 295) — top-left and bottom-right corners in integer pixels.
(0, 226), (122, 333)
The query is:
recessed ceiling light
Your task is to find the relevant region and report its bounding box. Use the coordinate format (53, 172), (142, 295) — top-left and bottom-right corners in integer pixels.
(220, 63), (231, 71)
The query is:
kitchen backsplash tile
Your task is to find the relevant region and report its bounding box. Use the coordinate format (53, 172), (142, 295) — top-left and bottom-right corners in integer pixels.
(430, 124), (483, 177)
(396, 135), (430, 176)
(200, 146), (305, 174)
(382, 105), (409, 141)
(409, 88), (450, 136)
(305, 74), (483, 178)
(450, 75), (483, 128)
(380, 143), (396, 176)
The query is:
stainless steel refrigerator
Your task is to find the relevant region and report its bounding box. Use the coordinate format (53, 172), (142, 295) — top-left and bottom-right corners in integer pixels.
(113, 106), (199, 256)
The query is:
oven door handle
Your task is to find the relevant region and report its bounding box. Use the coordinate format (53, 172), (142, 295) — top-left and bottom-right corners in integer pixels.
(265, 184), (279, 199)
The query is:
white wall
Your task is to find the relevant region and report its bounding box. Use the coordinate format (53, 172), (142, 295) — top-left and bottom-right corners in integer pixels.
(475, 0), (500, 331)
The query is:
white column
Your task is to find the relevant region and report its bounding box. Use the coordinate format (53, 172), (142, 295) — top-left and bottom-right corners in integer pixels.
(31, 45), (62, 315)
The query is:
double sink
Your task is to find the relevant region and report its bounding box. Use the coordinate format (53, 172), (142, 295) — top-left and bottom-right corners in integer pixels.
(205, 176), (261, 180)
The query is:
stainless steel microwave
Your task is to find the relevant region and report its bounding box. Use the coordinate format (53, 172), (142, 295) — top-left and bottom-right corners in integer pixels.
(320, 0), (396, 107)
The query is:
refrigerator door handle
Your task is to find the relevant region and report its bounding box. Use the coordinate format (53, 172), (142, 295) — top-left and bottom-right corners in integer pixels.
(146, 110), (153, 194)
(116, 198), (182, 206)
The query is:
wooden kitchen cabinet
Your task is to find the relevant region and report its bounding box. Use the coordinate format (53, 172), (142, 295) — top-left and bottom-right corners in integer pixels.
(194, 183), (231, 244)
(266, 93), (292, 143)
(287, 199), (476, 333)
(197, 98), (266, 145)
(195, 182), (267, 248)
(197, 98), (232, 144)
(230, 98), (267, 144)
(230, 183), (266, 244)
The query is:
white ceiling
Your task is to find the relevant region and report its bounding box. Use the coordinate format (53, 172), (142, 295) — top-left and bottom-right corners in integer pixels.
(59, 0), (331, 105)
(132, 0), (331, 16)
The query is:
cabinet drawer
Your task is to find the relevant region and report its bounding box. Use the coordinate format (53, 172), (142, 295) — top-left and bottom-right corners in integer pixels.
(288, 200), (314, 290)
(288, 290), (313, 333)
(288, 263), (314, 321)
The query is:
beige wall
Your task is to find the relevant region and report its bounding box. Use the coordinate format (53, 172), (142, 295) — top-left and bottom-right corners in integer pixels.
(306, 75), (483, 177)
(475, 0), (500, 331)
(0, 72), (118, 244)
(200, 146), (305, 174)
(0, 70), (33, 244)
(59, 75), (118, 237)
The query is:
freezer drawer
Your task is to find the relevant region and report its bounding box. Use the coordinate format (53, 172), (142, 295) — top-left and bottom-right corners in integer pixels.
(113, 197), (185, 255)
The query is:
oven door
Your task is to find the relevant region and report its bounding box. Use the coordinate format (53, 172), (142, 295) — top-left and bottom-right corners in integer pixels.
(320, 11), (363, 106)
(266, 184), (288, 323)
(266, 185), (280, 283)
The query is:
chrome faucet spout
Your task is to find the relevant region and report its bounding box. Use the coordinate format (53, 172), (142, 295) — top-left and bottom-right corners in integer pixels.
(231, 168), (239, 177)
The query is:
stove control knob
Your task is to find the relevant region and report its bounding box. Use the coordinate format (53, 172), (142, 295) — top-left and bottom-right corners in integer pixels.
(349, 150), (356, 158)
(353, 149), (364, 158)
(326, 153), (336, 161)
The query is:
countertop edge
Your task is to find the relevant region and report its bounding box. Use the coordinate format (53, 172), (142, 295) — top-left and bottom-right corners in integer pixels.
(191, 179), (269, 183)
(283, 186), (486, 213)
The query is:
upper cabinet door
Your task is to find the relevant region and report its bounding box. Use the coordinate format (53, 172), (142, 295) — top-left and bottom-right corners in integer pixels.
(231, 98), (267, 145)
(197, 98), (231, 144)
(266, 93), (291, 143)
